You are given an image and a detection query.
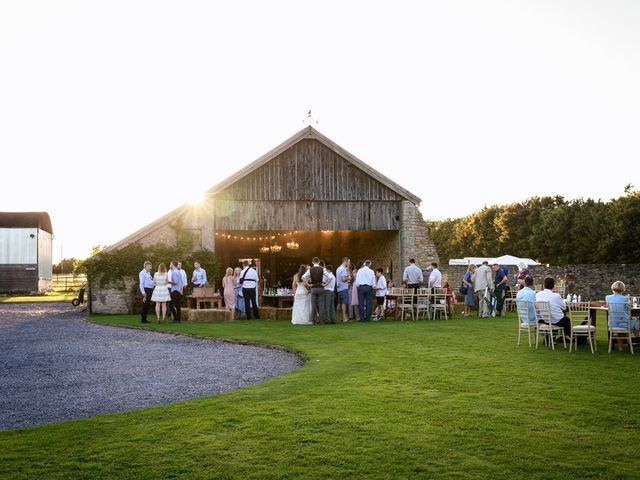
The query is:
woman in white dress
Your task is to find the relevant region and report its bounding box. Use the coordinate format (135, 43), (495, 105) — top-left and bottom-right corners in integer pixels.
(291, 265), (312, 325)
(151, 263), (171, 323)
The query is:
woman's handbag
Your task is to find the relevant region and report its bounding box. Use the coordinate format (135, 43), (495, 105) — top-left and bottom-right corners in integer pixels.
(459, 282), (468, 295)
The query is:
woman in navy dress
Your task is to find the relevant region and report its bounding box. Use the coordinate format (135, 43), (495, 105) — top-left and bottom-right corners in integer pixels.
(463, 264), (476, 317)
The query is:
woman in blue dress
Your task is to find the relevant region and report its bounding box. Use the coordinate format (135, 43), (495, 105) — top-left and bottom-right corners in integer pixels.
(233, 266), (246, 319)
(462, 264), (476, 317)
(606, 281), (637, 331)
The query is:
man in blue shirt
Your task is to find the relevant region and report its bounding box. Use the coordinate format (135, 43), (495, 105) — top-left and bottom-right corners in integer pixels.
(492, 262), (508, 317)
(192, 261), (207, 287)
(515, 276), (537, 323)
(139, 261), (154, 323)
(335, 257), (351, 323)
(169, 261), (184, 323)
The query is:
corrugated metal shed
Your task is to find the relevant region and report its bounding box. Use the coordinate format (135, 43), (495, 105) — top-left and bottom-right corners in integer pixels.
(0, 212), (53, 293)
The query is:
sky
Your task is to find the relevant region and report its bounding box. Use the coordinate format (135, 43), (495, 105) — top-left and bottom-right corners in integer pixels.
(1, 0), (639, 262)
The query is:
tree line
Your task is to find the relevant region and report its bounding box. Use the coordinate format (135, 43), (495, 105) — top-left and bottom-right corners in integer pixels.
(427, 186), (640, 265)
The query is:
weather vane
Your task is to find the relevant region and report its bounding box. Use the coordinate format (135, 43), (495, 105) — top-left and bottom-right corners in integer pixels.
(302, 109), (319, 126)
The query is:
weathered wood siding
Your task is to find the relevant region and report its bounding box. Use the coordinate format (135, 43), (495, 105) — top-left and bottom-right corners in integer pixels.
(0, 264), (38, 293)
(216, 139), (403, 202)
(214, 201), (400, 231)
(214, 139), (402, 231)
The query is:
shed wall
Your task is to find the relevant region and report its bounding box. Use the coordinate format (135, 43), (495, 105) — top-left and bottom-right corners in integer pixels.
(38, 230), (53, 278)
(0, 264), (38, 292)
(0, 228), (38, 264)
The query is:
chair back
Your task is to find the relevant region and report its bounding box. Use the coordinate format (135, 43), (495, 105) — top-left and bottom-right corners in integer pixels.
(416, 289), (430, 307)
(389, 287), (403, 295)
(533, 301), (552, 324)
(204, 287), (215, 297)
(433, 288), (447, 305)
(516, 300), (534, 325)
(607, 301), (631, 329)
(568, 301), (591, 325)
(401, 288), (414, 295)
(192, 287), (206, 297)
(399, 294), (414, 306)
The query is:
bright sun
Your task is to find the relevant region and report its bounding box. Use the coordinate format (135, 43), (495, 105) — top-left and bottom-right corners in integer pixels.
(186, 190), (205, 206)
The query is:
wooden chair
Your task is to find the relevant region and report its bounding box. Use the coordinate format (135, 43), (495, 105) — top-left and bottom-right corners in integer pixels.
(533, 301), (566, 350)
(568, 302), (595, 354)
(607, 301), (634, 354)
(397, 293), (414, 321)
(516, 299), (537, 347)
(415, 288), (431, 319)
(430, 288), (448, 320)
(504, 288), (518, 312)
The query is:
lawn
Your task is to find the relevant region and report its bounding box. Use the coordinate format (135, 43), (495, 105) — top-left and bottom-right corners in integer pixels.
(1, 312), (638, 479)
(0, 291), (75, 303)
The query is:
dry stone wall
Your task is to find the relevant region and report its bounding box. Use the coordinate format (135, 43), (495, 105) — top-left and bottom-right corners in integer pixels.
(440, 264), (640, 301)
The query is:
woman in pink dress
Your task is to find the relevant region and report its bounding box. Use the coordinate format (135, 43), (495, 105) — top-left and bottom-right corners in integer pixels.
(222, 267), (236, 312)
(350, 261), (362, 321)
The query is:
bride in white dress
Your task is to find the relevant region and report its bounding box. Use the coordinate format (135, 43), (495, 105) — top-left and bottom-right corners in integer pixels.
(291, 265), (312, 325)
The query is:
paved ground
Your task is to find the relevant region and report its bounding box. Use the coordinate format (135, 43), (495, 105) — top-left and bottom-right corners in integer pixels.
(0, 303), (302, 430)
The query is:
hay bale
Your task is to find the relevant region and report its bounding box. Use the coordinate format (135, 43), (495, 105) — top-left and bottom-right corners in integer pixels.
(186, 308), (234, 323)
(257, 306), (293, 321)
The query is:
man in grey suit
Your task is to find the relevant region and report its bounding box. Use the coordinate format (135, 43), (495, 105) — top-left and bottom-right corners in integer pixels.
(473, 261), (494, 318)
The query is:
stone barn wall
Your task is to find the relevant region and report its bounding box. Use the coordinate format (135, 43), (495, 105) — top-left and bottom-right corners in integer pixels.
(398, 201), (439, 282)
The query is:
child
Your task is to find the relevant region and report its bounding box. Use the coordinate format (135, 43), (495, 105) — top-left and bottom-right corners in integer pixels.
(443, 281), (456, 317)
(373, 268), (388, 321)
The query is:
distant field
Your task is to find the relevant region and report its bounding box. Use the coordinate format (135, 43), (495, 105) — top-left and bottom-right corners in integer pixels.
(0, 291), (76, 303)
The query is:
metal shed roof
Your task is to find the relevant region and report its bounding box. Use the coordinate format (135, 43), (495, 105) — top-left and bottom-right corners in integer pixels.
(0, 212), (53, 234)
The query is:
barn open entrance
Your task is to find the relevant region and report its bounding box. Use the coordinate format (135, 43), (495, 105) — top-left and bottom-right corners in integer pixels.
(214, 230), (398, 289)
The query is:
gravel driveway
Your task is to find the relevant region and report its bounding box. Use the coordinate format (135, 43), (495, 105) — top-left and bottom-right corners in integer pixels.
(0, 303), (302, 430)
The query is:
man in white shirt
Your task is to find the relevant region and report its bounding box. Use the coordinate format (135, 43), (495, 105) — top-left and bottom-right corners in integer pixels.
(403, 259), (423, 293)
(473, 261), (494, 318)
(177, 262), (188, 294)
(324, 264), (337, 324)
(335, 257), (351, 322)
(355, 260), (376, 321)
(373, 268), (388, 321)
(428, 262), (442, 288)
(536, 276), (571, 337)
(239, 260), (260, 319)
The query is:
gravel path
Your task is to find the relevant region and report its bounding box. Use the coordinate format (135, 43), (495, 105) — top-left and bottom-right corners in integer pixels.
(0, 303), (302, 430)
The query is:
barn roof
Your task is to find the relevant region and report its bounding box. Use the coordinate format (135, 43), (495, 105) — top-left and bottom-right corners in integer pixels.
(0, 212), (53, 234)
(104, 127), (420, 252)
(207, 126), (421, 204)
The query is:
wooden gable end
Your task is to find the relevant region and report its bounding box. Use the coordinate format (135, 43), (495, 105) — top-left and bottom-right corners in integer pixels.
(214, 139), (403, 202)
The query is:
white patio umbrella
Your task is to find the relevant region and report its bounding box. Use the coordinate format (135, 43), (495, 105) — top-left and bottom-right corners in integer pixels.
(489, 254), (540, 266)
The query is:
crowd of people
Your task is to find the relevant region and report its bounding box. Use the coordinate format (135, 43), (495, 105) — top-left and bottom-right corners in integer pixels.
(460, 260), (528, 318)
(289, 257), (397, 324)
(139, 260), (202, 323)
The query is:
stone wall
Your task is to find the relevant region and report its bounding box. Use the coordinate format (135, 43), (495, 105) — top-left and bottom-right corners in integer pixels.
(440, 264), (640, 301)
(399, 201), (439, 281)
(90, 277), (136, 314)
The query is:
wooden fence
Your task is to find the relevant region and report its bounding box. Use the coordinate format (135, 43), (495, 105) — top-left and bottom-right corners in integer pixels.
(52, 274), (87, 292)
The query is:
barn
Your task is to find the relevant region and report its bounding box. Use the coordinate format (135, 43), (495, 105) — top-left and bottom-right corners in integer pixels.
(94, 127), (438, 313)
(0, 212), (54, 293)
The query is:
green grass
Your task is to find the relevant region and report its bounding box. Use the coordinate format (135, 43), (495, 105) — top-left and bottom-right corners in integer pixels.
(1, 312), (639, 479)
(0, 291), (76, 303)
